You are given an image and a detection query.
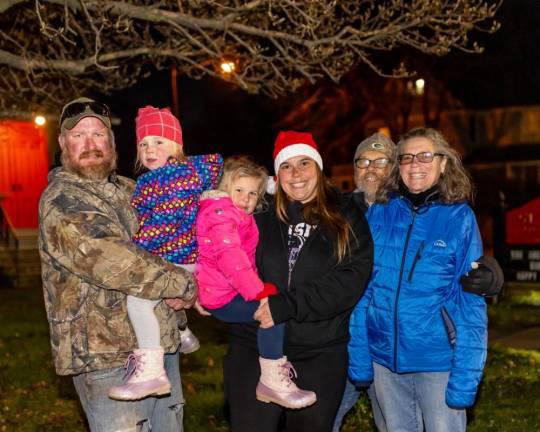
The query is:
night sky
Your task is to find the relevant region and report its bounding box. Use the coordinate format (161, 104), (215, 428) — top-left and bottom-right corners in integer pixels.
(100, 0), (540, 178)
(440, 0), (540, 109)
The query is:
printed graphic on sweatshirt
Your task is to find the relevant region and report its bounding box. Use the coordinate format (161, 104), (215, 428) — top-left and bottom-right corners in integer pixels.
(287, 222), (316, 282)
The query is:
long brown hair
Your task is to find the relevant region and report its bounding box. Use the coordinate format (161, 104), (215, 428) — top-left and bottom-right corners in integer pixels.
(378, 127), (474, 204)
(275, 165), (353, 262)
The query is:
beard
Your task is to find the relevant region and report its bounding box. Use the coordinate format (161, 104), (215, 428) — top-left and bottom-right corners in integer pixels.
(356, 172), (385, 204)
(61, 148), (117, 180)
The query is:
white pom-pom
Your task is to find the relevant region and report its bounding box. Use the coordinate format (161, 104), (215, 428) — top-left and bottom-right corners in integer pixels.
(266, 176), (277, 195)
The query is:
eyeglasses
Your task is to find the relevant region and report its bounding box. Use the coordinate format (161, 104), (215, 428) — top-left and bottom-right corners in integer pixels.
(398, 152), (444, 165)
(60, 101), (111, 125)
(354, 157), (389, 169)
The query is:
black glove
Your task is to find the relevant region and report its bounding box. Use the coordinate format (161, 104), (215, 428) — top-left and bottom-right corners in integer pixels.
(460, 256), (504, 297)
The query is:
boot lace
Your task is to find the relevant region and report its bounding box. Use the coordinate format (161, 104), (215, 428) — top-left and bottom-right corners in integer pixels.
(279, 361), (298, 388)
(122, 352), (145, 380)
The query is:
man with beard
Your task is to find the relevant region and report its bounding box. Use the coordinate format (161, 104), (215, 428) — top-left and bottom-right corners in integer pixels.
(333, 133), (394, 432)
(351, 132), (395, 211)
(333, 133), (504, 431)
(39, 98), (196, 432)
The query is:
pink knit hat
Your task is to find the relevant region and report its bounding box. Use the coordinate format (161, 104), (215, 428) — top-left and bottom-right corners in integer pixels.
(273, 131), (323, 174)
(135, 106), (183, 146)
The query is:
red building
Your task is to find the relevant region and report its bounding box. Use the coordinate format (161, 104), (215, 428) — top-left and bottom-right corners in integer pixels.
(0, 120), (49, 229)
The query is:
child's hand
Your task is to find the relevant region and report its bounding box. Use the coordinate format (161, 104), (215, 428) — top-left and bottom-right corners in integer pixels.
(194, 300), (211, 316)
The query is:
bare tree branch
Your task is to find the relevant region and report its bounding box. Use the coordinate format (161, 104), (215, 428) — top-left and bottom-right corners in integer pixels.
(0, 0), (502, 112)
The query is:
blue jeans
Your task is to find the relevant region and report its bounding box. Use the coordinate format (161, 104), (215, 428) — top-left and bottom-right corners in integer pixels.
(332, 379), (387, 432)
(373, 362), (466, 432)
(73, 351), (184, 432)
(210, 294), (284, 359)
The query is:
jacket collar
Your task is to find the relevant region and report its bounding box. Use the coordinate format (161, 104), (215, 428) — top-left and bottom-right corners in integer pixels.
(351, 191), (369, 214)
(398, 180), (440, 212)
(48, 166), (118, 186)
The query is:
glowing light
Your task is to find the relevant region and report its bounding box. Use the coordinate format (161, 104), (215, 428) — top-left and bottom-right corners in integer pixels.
(415, 78), (425, 95)
(34, 115), (46, 126)
(220, 61), (235, 74)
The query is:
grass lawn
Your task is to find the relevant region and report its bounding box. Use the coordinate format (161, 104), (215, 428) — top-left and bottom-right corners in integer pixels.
(0, 284), (539, 431)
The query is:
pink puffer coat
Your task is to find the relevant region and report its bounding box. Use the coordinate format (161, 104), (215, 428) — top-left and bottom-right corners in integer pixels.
(195, 191), (264, 309)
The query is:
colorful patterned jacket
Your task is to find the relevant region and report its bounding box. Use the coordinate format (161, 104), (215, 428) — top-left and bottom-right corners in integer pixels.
(131, 154), (223, 264)
(39, 168), (196, 376)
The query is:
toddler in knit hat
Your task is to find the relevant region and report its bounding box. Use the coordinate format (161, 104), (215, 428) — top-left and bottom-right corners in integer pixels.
(108, 106), (223, 401)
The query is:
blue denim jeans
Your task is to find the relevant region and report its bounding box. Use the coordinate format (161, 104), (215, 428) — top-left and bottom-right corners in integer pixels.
(332, 379), (387, 432)
(210, 294), (285, 359)
(72, 351), (184, 432)
(373, 362), (466, 432)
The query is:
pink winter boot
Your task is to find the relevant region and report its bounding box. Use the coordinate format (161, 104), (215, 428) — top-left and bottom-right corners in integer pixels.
(108, 348), (171, 401)
(179, 326), (200, 354)
(256, 357), (317, 409)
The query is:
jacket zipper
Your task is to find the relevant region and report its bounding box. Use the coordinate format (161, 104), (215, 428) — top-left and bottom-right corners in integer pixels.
(393, 210), (417, 371)
(441, 306), (457, 346)
(407, 241), (425, 283)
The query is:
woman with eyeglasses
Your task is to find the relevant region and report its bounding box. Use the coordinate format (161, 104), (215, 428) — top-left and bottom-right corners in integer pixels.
(348, 127), (487, 432)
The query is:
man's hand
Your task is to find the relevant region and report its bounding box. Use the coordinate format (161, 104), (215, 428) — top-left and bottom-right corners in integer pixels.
(460, 256), (504, 297)
(164, 298), (190, 310)
(254, 298), (275, 328)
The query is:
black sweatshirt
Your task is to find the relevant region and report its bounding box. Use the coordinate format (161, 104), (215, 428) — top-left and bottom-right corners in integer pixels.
(227, 193), (373, 359)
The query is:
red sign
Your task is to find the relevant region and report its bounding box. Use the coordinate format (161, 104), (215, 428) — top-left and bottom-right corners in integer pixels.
(506, 197), (540, 244)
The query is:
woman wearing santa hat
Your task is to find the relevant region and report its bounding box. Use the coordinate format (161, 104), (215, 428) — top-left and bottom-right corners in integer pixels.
(223, 131), (373, 431)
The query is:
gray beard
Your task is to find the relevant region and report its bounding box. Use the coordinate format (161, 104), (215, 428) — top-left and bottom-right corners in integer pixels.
(363, 189), (377, 205)
(356, 181), (379, 204)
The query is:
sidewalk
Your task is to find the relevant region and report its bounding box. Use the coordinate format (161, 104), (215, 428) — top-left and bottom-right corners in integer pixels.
(489, 327), (540, 351)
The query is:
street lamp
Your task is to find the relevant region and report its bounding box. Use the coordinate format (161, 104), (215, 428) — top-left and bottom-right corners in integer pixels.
(414, 79), (425, 95)
(220, 60), (236, 74)
(34, 115), (46, 126)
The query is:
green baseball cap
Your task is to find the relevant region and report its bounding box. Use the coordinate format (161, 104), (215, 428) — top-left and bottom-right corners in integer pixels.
(354, 132), (396, 161)
(60, 97), (112, 130)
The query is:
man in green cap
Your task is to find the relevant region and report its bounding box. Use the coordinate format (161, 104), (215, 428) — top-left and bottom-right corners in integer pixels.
(39, 97), (196, 431)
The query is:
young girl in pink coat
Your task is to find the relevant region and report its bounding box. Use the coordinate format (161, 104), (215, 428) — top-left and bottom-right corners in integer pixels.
(196, 156), (316, 410)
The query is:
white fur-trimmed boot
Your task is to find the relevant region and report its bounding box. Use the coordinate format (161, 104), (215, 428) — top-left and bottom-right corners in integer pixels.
(256, 356), (317, 409)
(108, 347), (171, 401)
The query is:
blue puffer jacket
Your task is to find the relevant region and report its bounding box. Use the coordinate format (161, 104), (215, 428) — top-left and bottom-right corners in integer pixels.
(348, 195), (487, 409)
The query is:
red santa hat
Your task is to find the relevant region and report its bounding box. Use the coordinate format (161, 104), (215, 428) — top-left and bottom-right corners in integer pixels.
(273, 131), (323, 174)
(135, 106), (183, 147)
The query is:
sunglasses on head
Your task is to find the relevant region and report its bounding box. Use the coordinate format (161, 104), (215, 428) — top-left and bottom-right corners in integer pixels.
(60, 101), (111, 125)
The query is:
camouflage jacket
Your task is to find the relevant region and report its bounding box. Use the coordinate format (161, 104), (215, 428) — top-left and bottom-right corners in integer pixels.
(39, 168), (196, 376)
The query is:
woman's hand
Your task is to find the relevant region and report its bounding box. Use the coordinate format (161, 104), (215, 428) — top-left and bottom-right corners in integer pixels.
(254, 298), (275, 328)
